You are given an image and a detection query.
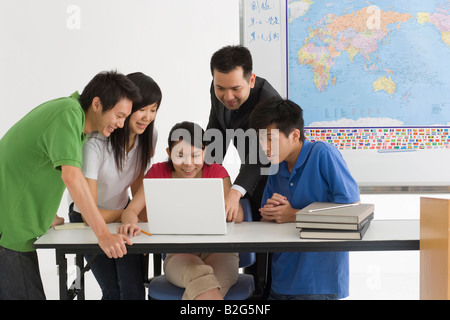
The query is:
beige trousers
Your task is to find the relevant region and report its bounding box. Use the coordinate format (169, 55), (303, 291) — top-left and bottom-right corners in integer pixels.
(163, 252), (239, 300)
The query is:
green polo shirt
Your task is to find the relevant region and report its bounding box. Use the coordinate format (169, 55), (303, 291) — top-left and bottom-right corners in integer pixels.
(0, 92), (86, 252)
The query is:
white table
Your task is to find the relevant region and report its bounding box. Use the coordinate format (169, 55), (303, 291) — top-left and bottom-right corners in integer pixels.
(34, 220), (420, 299)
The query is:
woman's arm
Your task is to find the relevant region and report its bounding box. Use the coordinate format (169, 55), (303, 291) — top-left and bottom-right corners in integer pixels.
(84, 178), (124, 223)
(130, 172), (148, 222)
(117, 183), (147, 236)
(61, 165), (131, 258)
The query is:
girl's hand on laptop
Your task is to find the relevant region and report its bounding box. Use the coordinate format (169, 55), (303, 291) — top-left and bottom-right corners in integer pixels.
(117, 224), (141, 237)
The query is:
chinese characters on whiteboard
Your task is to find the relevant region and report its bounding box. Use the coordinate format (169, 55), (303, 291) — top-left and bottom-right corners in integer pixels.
(247, 0), (280, 44)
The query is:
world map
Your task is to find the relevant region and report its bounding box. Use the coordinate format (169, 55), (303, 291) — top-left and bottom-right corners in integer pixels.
(288, 0), (450, 127)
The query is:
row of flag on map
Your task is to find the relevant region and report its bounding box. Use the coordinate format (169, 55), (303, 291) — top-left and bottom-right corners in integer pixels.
(305, 127), (450, 150)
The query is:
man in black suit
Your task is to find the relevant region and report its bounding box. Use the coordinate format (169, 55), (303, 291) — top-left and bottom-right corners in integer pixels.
(206, 45), (281, 221)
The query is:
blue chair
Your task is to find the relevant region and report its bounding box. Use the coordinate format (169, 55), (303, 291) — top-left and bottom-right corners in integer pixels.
(148, 199), (256, 300)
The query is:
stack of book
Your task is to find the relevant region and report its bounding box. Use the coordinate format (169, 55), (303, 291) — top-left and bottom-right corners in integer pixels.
(296, 202), (374, 240)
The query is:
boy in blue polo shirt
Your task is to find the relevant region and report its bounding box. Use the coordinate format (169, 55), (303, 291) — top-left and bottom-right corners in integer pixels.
(250, 97), (360, 300)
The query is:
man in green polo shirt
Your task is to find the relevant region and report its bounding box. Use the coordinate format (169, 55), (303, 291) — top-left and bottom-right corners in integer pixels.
(0, 70), (141, 300)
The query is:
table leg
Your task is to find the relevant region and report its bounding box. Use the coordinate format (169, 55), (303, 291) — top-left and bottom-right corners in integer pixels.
(68, 253), (96, 300)
(55, 251), (95, 300)
(255, 252), (269, 299)
(55, 250), (68, 300)
(74, 254), (85, 300)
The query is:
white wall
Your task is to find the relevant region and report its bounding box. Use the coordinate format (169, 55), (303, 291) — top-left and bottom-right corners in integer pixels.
(0, 0), (243, 210)
(0, 0), (240, 159)
(1, 0), (425, 300)
(1, 0), (241, 300)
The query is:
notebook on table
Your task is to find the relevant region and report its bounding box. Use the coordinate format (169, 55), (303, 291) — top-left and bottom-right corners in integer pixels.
(143, 178), (232, 235)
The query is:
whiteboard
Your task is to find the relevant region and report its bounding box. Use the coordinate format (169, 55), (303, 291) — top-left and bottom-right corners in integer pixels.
(240, 0), (450, 188)
(240, 0), (287, 96)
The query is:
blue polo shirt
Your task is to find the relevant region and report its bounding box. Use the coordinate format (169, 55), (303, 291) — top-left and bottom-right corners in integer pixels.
(262, 140), (360, 298)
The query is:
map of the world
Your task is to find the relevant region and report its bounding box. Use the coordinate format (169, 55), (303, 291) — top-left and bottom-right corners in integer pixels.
(288, 0), (450, 127)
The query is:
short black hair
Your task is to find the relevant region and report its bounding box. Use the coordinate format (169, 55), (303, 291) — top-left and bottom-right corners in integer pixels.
(79, 70), (142, 112)
(250, 97), (305, 141)
(167, 121), (206, 170)
(210, 45), (253, 79)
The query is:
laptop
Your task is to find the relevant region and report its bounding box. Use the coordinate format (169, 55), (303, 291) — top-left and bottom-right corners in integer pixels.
(143, 178), (232, 235)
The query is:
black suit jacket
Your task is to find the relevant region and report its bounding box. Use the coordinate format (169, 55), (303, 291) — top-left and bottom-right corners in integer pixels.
(206, 76), (280, 197)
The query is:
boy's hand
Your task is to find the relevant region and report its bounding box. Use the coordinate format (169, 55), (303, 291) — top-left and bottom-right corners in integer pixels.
(259, 193), (297, 223)
(265, 193), (288, 207)
(97, 233), (132, 258)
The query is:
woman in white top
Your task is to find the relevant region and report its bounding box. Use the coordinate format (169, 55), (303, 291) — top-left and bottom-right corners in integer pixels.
(68, 72), (162, 300)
